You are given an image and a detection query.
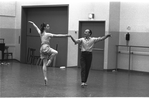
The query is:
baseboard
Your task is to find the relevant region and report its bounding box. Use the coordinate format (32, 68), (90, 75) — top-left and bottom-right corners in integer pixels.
(66, 66), (79, 68)
(114, 68), (149, 74)
(0, 59), (21, 63)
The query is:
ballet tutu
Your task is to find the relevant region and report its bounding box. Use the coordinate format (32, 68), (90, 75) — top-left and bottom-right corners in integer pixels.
(40, 44), (52, 59)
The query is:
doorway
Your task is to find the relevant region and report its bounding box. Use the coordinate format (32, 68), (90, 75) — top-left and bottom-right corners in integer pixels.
(21, 5), (68, 67)
(78, 21), (105, 70)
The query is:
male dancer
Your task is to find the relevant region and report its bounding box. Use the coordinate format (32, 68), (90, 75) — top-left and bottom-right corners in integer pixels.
(70, 29), (111, 87)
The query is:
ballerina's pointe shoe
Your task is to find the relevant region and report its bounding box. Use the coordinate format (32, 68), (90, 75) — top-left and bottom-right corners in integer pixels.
(44, 78), (47, 86)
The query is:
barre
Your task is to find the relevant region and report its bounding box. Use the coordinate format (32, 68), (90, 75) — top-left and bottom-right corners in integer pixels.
(116, 45), (149, 72)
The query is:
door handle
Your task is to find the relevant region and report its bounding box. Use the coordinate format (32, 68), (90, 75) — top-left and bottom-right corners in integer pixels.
(30, 28), (31, 33)
(19, 36), (20, 44)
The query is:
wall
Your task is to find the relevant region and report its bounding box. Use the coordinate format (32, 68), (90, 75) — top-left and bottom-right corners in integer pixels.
(118, 2), (149, 72)
(12, 1), (149, 72)
(0, 1), (16, 59)
(107, 2), (120, 69)
(0, 1), (121, 71)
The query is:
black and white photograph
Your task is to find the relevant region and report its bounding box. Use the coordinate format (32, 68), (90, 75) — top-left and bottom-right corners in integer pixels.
(0, 0), (149, 98)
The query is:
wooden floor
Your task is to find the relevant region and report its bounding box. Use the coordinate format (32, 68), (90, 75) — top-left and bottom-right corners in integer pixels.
(1, 61), (149, 97)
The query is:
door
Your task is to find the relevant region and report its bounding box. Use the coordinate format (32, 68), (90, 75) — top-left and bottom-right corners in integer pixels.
(21, 5), (68, 67)
(78, 21), (105, 70)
